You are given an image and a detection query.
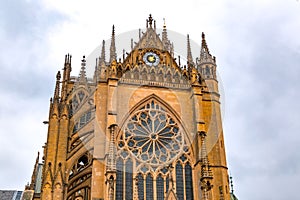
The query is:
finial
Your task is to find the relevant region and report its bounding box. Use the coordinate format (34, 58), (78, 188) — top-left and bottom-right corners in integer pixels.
(81, 55), (86, 66)
(163, 18), (166, 29)
(65, 54), (72, 65)
(56, 71), (61, 80)
(148, 14), (153, 27)
(78, 55), (87, 83)
(202, 32), (205, 39)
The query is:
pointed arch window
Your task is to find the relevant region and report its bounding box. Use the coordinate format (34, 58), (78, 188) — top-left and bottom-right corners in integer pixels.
(116, 159), (124, 200)
(125, 159), (133, 200)
(146, 174), (153, 200)
(156, 174), (164, 200)
(176, 162), (184, 199)
(185, 162), (194, 200)
(137, 173), (144, 200)
(115, 98), (194, 199)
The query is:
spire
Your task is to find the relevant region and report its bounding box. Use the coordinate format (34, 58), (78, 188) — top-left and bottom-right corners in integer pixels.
(199, 32), (215, 64)
(109, 25), (117, 63)
(187, 34), (194, 65)
(97, 42), (109, 80)
(100, 40), (106, 65)
(54, 71), (61, 103)
(199, 131), (213, 200)
(78, 55), (87, 83)
(162, 18), (171, 52)
(61, 54), (72, 101)
(197, 32), (217, 80)
(201, 32), (210, 54)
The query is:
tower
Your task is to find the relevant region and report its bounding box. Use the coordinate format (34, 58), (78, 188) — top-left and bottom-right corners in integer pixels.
(25, 15), (232, 200)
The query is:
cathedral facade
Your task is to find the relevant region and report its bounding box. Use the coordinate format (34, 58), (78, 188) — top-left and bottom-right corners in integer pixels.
(25, 15), (231, 200)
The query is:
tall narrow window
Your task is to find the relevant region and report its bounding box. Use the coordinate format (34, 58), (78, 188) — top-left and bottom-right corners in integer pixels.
(185, 162), (194, 200)
(146, 174), (153, 200)
(137, 173), (144, 200)
(116, 159), (124, 200)
(176, 162), (184, 200)
(125, 159), (133, 200)
(156, 174), (164, 200)
(166, 175), (169, 193)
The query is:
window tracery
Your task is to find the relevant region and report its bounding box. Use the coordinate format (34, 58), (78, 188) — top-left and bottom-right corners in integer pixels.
(71, 90), (87, 112)
(72, 109), (93, 134)
(118, 100), (185, 172)
(115, 99), (194, 199)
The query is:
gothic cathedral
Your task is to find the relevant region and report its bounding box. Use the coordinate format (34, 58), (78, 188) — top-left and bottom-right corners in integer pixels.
(24, 15), (233, 200)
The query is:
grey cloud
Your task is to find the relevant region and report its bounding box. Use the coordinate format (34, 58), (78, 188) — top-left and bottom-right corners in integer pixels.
(0, 0), (67, 190)
(0, 0), (65, 38)
(217, 1), (300, 200)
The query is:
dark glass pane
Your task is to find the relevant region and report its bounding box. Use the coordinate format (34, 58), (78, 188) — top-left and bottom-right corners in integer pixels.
(185, 163), (194, 200)
(72, 96), (79, 110)
(156, 175), (164, 200)
(166, 176), (169, 193)
(116, 159), (124, 200)
(146, 174), (153, 200)
(78, 91), (85, 102)
(176, 162), (184, 200)
(137, 173), (144, 200)
(73, 123), (78, 133)
(86, 111), (91, 121)
(125, 159), (133, 200)
(80, 115), (85, 126)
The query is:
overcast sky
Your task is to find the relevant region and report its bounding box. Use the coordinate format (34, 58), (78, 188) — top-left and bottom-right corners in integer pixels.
(1, 0), (300, 199)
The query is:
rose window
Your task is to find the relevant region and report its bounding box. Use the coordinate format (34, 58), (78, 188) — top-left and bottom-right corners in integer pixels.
(118, 100), (184, 170)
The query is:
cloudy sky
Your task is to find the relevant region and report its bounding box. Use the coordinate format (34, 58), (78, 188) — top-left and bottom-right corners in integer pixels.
(1, 0), (300, 199)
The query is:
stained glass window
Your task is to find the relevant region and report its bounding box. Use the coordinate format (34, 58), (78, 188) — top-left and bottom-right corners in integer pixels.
(176, 162), (184, 200)
(166, 175), (169, 193)
(146, 174), (153, 200)
(120, 100), (184, 172)
(156, 174), (164, 200)
(137, 173), (144, 200)
(125, 159), (133, 200)
(185, 162), (194, 200)
(115, 100), (194, 199)
(72, 110), (92, 134)
(116, 159), (124, 200)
